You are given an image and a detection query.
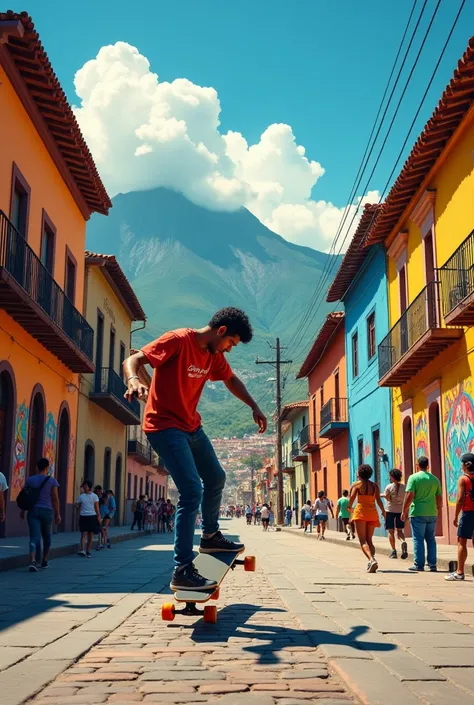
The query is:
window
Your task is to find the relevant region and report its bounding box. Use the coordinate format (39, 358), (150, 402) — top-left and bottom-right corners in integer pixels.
(65, 249), (77, 303)
(95, 310), (104, 390)
(352, 332), (359, 378)
(319, 387), (324, 411)
(109, 327), (115, 371)
(358, 438), (364, 467)
(10, 164), (30, 238)
(120, 343), (126, 380)
(103, 448), (111, 490)
(127, 472), (131, 499)
(139, 477), (143, 496)
(133, 474), (138, 499)
(40, 211), (55, 275)
(367, 312), (376, 360)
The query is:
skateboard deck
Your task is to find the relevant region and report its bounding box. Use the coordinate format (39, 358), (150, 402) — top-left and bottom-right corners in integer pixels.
(162, 549), (256, 622)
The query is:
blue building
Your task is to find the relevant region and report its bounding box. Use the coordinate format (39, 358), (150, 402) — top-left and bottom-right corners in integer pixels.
(327, 204), (392, 533)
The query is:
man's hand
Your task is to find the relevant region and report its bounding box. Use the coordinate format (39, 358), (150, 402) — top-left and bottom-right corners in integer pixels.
(252, 406), (267, 433)
(124, 376), (148, 403)
(453, 517), (459, 528)
(400, 513), (407, 523)
(55, 513), (61, 525)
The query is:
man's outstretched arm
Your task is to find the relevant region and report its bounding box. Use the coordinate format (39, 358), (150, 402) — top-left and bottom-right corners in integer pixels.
(224, 374), (267, 433)
(123, 351), (150, 401)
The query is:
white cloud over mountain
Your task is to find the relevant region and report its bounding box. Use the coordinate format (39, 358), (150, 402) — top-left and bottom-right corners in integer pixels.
(74, 42), (377, 252)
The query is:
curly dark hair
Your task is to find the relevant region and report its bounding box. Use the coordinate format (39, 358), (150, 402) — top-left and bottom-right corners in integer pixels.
(390, 468), (403, 482)
(357, 464), (373, 480)
(209, 307), (253, 343)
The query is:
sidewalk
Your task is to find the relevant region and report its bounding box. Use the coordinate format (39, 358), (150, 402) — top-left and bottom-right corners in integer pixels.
(0, 526), (150, 572)
(282, 526), (465, 571)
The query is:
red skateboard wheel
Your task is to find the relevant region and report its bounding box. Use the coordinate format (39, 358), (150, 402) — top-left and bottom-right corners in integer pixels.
(203, 605), (217, 623)
(244, 556), (256, 572)
(210, 587), (220, 600)
(162, 602), (176, 621)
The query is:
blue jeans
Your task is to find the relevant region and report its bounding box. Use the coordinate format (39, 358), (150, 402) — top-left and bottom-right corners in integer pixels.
(147, 427), (226, 567)
(27, 507), (53, 562)
(410, 516), (437, 568)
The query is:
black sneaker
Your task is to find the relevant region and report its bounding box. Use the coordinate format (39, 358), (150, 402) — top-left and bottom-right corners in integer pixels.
(389, 550), (397, 559)
(41, 560), (49, 569)
(199, 531), (244, 554)
(401, 541), (408, 560)
(29, 561), (38, 572)
(170, 563), (218, 591)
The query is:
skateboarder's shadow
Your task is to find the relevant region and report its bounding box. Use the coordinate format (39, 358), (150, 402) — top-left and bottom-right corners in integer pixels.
(181, 604), (397, 664)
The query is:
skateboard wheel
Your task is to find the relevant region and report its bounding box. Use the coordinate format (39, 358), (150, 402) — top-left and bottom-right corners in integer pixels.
(162, 603), (176, 621)
(244, 556), (256, 572)
(210, 587), (220, 600)
(203, 605), (217, 623)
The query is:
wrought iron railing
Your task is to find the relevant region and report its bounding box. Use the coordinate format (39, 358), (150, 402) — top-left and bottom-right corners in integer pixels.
(0, 210), (94, 361)
(438, 230), (474, 317)
(94, 367), (140, 417)
(291, 438), (301, 458)
(378, 280), (440, 379)
(127, 439), (152, 463)
(320, 397), (348, 429)
(300, 424), (318, 447)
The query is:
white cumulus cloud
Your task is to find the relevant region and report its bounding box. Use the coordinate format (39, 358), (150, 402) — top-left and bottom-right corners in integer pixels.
(74, 42), (377, 252)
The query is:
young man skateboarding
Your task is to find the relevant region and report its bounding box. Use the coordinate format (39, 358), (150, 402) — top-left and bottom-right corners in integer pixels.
(123, 308), (267, 591)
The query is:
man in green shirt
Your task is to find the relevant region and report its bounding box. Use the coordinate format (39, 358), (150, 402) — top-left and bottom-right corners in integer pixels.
(401, 456), (442, 572)
(336, 490), (355, 540)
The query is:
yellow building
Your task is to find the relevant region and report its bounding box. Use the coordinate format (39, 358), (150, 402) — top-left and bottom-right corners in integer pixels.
(365, 38), (474, 544)
(75, 252), (146, 524)
(281, 401), (310, 525)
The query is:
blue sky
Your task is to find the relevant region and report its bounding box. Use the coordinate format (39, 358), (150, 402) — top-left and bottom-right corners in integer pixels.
(14, 0), (473, 250)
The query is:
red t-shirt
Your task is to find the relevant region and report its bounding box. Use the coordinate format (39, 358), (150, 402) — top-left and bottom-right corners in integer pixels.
(461, 474), (474, 512)
(141, 328), (233, 433)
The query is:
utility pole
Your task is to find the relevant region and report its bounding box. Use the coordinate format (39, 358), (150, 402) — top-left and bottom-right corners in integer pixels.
(256, 338), (292, 525)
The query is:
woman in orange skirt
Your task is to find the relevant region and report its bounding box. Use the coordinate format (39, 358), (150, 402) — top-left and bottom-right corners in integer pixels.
(349, 464), (386, 573)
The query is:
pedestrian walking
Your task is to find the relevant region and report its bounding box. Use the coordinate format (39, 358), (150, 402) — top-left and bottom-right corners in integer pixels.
(0, 470), (8, 524)
(349, 464), (386, 573)
(245, 504), (252, 525)
(255, 504), (262, 525)
(285, 506), (293, 526)
(144, 499), (156, 532)
(313, 490), (334, 540)
(261, 503), (270, 531)
(445, 452), (474, 581)
(384, 469), (408, 560)
(18, 458), (60, 572)
(336, 489), (355, 540)
(131, 495), (145, 531)
(303, 500), (312, 532)
(77, 480), (101, 558)
(401, 456), (442, 572)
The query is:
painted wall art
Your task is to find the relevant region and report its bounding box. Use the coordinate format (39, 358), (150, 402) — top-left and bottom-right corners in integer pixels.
(11, 401), (28, 499)
(444, 381), (474, 504)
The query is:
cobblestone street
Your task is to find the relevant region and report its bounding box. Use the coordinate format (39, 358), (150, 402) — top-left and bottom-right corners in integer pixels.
(1, 520), (474, 705)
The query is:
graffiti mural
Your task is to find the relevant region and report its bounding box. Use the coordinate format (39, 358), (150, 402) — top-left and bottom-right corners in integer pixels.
(415, 411), (428, 459)
(44, 411), (57, 475)
(444, 381), (474, 504)
(11, 401), (28, 499)
(364, 443), (371, 460)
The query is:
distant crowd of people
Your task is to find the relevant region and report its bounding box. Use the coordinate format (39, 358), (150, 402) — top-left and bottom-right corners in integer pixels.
(130, 496), (176, 533)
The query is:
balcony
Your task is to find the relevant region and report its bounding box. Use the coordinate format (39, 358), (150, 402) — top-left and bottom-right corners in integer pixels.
(300, 424), (319, 452)
(0, 210), (94, 372)
(90, 367), (141, 425)
(282, 454), (295, 473)
(439, 230), (474, 326)
(291, 439), (307, 462)
(320, 397), (348, 438)
(378, 281), (462, 387)
(127, 439), (152, 465)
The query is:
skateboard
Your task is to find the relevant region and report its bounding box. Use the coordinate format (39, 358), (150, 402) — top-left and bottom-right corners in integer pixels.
(161, 550), (256, 623)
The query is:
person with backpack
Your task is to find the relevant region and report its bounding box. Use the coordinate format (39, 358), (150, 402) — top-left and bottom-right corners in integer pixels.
(76, 480), (101, 558)
(445, 452), (474, 581)
(17, 458), (60, 572)
(285, 506), (293, 526)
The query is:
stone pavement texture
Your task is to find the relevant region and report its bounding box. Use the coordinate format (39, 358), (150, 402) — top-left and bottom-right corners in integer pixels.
(0, 520), (473, 705)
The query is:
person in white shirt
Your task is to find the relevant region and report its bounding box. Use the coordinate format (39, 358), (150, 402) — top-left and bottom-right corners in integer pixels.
(76, 480), (101, 558)
(384, 469), (408, 560)
(0, 471), (8, 523)
(313, 491), (335, 540)
(261, 503), (270, 531)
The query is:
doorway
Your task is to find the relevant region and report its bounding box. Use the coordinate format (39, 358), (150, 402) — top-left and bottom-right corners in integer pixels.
(428, 401), (444, 536)
(372, 428), (381, 485)
(115, 454), (122, 524)
(27, 391), (45, 478)
(56, 407), (70, 531)
(84, 442), (95, 485)
(402, 417), (414, 480)
(95, 311), (104, 392)
(0, 369), (15, 538)
(103, 448), (111, 490)
(336, 462), (342, 499)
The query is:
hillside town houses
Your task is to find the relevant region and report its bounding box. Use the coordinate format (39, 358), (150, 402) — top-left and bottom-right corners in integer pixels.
(0, 13), (167, 538)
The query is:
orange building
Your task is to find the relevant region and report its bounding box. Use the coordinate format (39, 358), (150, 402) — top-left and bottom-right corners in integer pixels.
(297, 312), (349, 529)
(0, 13), (111, 536)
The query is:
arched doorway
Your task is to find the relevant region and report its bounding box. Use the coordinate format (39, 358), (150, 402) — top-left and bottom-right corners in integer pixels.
(428, 401), (444, 536)
(0, 365), (15, 539)
(103, 447), (111, 490)
(56, 405), (70, 531)
(27, 387), (45, 477)
(402, 416), (414, 480)
(115, 453), (122, 524)
(84, 441), (95, 485)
